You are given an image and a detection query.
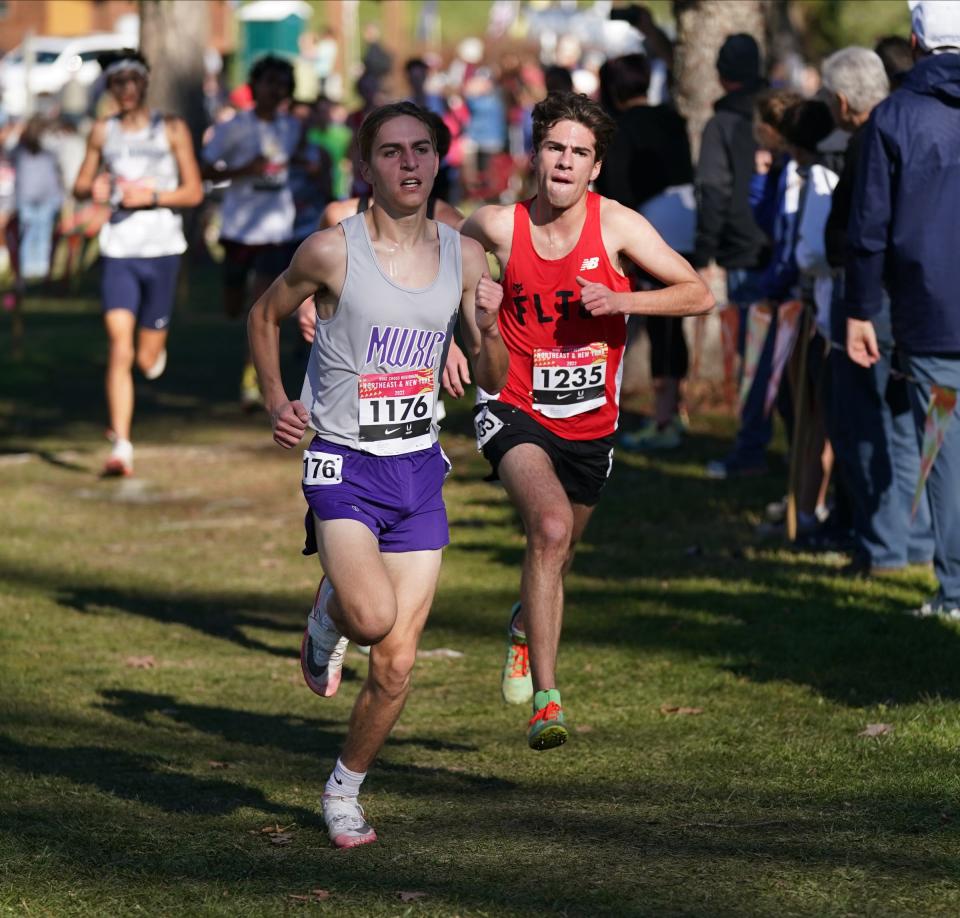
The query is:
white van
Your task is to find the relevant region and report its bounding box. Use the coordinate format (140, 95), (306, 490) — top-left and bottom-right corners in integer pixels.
(0, 33), (137, 117)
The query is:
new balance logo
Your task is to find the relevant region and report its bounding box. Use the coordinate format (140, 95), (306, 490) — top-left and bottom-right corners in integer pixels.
(579, 257), (599, 271)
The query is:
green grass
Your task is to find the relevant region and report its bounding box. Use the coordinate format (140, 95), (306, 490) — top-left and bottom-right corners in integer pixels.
(1, 267), (959, 916)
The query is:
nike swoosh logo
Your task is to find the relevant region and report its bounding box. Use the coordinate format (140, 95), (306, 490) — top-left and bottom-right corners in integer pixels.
(556, 393), (572, 400)
(305, 637), (325, 677)
(334, 775), (343, 785)
(384, 427), (400, 435)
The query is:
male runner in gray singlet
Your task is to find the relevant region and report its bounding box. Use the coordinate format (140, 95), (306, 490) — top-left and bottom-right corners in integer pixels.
(248, 101), (508, 849)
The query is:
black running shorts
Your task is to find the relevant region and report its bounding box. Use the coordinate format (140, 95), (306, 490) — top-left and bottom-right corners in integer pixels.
(475, 400), (614, 507)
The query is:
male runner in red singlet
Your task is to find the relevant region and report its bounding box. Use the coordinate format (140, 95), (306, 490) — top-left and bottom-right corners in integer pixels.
(461, 92), (714, 750)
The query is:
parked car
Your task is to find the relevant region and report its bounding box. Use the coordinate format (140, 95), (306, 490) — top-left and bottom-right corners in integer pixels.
(0, 33), (137, 117)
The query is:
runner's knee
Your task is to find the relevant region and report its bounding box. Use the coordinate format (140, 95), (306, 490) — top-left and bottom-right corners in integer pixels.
(337, 591), (396, 646)
(528, 510), (574, 557)
(369, 647), (416, 700)
(135, 349), (160, 373)
(108, 339), (135, 369)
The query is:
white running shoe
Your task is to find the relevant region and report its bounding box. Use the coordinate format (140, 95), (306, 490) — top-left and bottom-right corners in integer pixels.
(322, 794), (377, 848)
(103, 436), (133, 477)
(909, 598), (960, 621)
(300, 578), (349, 697)
(143, 349), (167, 380)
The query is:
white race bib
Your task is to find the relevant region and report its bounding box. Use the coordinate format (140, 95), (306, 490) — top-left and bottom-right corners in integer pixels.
(358, 368), (435, 453)
(302, 450), (343, 485)
(474, 404), (504, 450)
(532, 343), (608, 418)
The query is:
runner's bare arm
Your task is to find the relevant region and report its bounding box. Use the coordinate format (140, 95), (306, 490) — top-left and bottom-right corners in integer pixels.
(434, 198), (466, 231)
(161, 118), (203, 208)
(248, 229), (346, 448)
(72, 120), (107, 201)
(460, 204), (514, 271)
(577, 200), (714, 318)
(458, 236), (509, 395)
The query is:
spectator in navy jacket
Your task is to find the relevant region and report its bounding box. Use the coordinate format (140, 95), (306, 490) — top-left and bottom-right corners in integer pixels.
(846, 0), (960, 617)
(822, 45), (933, 577)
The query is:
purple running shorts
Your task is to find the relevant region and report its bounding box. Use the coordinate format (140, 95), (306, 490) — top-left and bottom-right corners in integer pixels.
(302, 436), (450, 554)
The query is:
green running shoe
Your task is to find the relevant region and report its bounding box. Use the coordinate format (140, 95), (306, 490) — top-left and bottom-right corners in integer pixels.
(620, 416), (683, 452)
(528, 688), (568, 750)
(501, 602), (533, 705)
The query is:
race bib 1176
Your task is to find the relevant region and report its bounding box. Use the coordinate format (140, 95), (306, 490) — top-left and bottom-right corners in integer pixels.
(358, 368), (435, 453)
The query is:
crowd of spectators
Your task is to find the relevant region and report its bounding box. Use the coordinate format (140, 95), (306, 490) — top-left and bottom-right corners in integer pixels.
(1, 0), (958, 618)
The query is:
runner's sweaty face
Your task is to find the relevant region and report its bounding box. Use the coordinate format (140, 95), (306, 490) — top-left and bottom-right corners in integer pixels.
(361, 115), (438, 212)
(533, 119), (602, 210)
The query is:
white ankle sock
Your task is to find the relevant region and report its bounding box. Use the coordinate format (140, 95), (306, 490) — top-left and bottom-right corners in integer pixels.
(325, 758), (365, 798)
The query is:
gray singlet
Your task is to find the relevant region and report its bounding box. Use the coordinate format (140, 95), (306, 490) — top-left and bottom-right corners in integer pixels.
(300, 212), (462, 456)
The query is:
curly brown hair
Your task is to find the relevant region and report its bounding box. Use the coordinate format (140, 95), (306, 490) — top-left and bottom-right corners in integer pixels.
(531, 91), (617, 162)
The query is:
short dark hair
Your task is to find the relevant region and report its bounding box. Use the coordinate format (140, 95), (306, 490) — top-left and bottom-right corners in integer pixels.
(357, 101), (438, 163)
(425, 111), (452, 161)
(98, 49), (149, 75)
(780, 99), (835, 153)
(249, 54), (295, 95)
(874, 35), (913, 88)
(599, 53), (651, 109)
(531, 91), (617, 162)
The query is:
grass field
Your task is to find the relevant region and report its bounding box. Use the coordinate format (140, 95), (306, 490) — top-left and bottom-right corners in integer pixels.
(1, 269), (959, 917)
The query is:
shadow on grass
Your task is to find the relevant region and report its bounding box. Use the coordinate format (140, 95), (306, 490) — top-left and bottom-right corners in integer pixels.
(55, 582), (302, 659)
(0, 768), (956, 915)
(98, 690), (480, 758)
(0, 732), (321, 821)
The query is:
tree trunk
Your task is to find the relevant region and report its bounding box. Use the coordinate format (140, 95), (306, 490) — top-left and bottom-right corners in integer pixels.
(672, 0), (766, 162)
(139, 0), (209, 150)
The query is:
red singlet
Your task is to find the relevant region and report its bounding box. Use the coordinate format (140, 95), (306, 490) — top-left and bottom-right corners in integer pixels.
(498, 192), (630, 440)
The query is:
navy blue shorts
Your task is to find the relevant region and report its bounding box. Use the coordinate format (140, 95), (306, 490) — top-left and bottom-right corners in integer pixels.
(101, 254), (181, 330)
(302, 436), (450, 555)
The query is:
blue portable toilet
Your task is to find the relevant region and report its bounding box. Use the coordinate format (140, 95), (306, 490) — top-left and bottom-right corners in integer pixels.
(239, 0), (312, 74)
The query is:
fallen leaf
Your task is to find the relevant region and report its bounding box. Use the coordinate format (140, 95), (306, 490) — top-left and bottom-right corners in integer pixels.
(399, 891), (427, 902)
(416, 648), (464, 659)
(253, 823), (296, 844)
(660, 704), (704, 716)
(124, 655), (156, 669)
(208, 760), (230, 769)
(289, 889), (330, 903)
(859, 723), (893, 737)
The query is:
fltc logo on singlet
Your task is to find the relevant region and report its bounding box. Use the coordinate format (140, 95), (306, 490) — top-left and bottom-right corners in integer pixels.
(510, 289), (592, 326)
